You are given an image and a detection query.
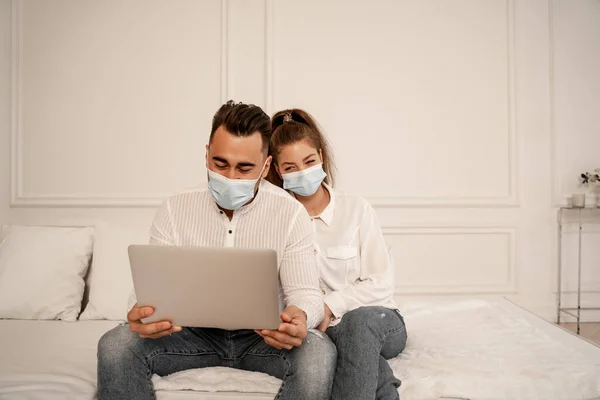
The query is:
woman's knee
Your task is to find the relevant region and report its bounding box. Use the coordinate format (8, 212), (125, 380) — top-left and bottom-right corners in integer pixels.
(381, 324), (407, 360)
(341, 307), (401, 334)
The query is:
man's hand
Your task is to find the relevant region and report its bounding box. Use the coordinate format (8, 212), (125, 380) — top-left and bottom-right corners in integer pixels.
(255, 305), (307, 350)
(317, 304), (334, 332)
(127, 303), (182, 339)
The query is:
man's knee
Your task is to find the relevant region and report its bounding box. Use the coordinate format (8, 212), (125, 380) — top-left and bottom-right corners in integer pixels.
(302, 329), (337, 370)
(97, 325), (140, 369)
(290, 330), (337, 398)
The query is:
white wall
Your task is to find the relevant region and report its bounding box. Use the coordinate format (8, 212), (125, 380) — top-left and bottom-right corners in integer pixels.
(1, 0), (599, 322)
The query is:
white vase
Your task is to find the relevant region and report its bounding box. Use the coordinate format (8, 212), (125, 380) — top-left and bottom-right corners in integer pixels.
(572, 193), (586, 208)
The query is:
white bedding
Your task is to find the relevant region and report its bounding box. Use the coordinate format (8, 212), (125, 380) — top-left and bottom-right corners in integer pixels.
(1, 299), (600, 400)
(0, 320), (117, 400)
(394, 299), (600, 400)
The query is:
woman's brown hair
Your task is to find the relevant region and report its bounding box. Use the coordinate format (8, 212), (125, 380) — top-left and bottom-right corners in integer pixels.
(267, 109), (336, 188)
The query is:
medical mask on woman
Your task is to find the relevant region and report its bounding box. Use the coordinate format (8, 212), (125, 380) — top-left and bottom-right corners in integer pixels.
(282, 163), (327, 197)
(208, 162), (266, 211)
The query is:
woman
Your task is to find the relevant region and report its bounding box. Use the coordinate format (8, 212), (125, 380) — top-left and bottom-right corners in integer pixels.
(267, 109), (407, 400)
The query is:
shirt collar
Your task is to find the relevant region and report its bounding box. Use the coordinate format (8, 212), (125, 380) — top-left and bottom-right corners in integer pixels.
(315, 183), (335, 226)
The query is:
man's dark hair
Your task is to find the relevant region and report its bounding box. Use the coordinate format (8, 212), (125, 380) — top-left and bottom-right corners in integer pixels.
(210, 100), (271, 153)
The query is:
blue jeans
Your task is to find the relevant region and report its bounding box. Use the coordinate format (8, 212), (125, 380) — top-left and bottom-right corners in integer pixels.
(325, 306), (407, 400)
(97, 325), (336, 400)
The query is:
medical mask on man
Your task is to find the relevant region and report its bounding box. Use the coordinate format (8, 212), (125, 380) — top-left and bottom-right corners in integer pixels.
(207, 161), (267, 211)
(282, 163), (327, 197)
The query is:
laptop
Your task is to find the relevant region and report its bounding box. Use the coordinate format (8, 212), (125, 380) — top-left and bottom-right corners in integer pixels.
(128, 245), (281, 330)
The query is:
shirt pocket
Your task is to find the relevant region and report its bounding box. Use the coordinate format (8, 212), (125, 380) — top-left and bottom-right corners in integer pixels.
(325, 246), (360, 284)
(326, 246), (357, 260)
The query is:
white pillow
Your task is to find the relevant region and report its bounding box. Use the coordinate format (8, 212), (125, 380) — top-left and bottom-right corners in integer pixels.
(0, 225), (94, 321)
(79, 223), (149, 321)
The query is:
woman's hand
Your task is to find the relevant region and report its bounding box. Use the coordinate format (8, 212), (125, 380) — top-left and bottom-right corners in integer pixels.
(317, 304), (334, 332)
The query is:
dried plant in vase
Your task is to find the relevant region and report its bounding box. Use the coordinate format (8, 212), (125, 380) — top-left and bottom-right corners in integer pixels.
(580, 168), (600, 208)
(580, 169), (600, 185)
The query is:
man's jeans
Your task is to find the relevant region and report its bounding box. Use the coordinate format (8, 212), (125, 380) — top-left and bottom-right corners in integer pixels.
(97, 325), (337, 400)
(326, 306), (407, 400)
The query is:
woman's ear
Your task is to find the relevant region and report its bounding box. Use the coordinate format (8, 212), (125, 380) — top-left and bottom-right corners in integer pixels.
(319, 148), (323, 162)
(274, 163), (282, 178)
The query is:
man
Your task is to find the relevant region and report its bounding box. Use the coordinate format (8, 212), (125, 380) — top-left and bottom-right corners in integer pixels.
(97, 101), (337, 400)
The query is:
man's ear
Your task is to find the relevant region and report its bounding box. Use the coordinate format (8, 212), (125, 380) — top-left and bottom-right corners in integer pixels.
(205, 145), (209, 166)
(262, 155), (273, 179)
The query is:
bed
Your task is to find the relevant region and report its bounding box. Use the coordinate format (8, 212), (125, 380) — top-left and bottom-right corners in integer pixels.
(1, 298), (600, 400)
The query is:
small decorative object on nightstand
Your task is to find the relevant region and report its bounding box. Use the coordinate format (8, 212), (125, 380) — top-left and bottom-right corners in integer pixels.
(572, 193), (586, 208)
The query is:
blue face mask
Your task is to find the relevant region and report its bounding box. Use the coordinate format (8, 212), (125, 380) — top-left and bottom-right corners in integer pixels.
(207, 162), (266, 211)
(282, 163), (327, 197)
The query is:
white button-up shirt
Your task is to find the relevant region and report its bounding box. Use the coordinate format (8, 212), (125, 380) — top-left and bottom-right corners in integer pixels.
(129, 180), (324, 328)
(313, 184), (397, 325)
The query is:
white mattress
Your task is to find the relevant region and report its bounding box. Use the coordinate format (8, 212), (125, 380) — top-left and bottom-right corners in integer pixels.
(1, 299), (600, 400)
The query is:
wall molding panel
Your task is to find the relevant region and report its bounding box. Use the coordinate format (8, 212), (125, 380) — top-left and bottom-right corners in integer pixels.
(265, 0), (518, 209)
(10, 0), (228, 208)
(384, 226), (517, 294)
